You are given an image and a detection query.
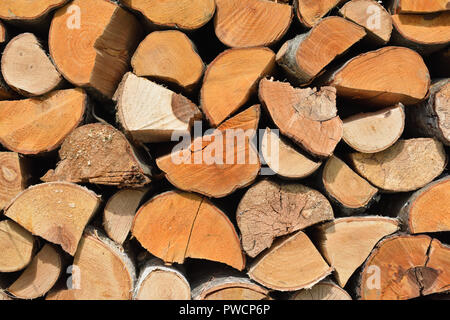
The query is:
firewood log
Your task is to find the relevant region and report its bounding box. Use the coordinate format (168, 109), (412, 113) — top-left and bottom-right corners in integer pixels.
(321, 156), (379, 214)
(42, 123), (152, 187)
(133, 258), (191, 300)
(276, 17), (365, 85)
(8, 244), (62, 299)
(349, 138), (447, 192)
(0, 21), (7, 45)
(0, 219), (34, 273)
(4, 182), (101, 255)
(201, 48), (275, 126)
(192, 272), (269, 300)
(156, 105), (261, 198)
(132, 191), (245, 270)
(343, 104), (405, 153)
(391, 12), (450, 55)
(259, 78), (343, 158)
(339, 0), (393, 44)
(120, 0), (216, 31)
(214, 0), (293, 48)
(0, 152), (29, 210)
(294, 0), (345, 28)
(236, 179), (334, 258)
(398, 176), (450, 234)
(315, 217), (399, 287)
(1, 33), (63, 97)
(113, 72), (202, 143)
(49, 0), (141, 98)
(326, 47), (430, 106)
(46, 228), (136, 300)
(391, 0), (450, 14)
(0, 89), (87, 155)
(0, 0), (68, 27)
(248, 231), (332, 291)
(358, 235), (450, 300)
(291, 280), (352, 300)
(131, 31), (205, 92)
(103, 188), (150, 245)
(261, 128), (322, 179)
(406, 79), (450, 146)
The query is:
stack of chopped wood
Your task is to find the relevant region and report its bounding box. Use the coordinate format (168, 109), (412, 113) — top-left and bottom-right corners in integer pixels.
(0, 0), (449, 301)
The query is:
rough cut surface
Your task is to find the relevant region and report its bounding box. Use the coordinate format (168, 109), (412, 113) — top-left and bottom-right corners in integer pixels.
(0, 220), (34, 273)
(0, 152), (28, 210)
(259, 78), (343, 157)
(42, 123), (151, 187)
(350, 138), (447, 192)
(237, 180), (334, 257)
(291, 281), (352, 300)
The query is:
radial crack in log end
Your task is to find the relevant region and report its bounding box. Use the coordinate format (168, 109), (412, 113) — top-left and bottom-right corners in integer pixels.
(42, 123), (151, 187)
(259, 78), (343, 157)
(4, 182), (101, 255)
(237, 179), (334, 257)
(132, 191), (245, 270)
(315, 216), (399, 287)
(49, 0), (141, 98)
(114, 72), (202, 143)
(156, 105), (261, 198)
(214, 0), (293, 48)
(349, 138), (446, 192)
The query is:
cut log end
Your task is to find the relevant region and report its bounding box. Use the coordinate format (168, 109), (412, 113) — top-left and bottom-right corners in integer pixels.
(1, 33), (63, 97)
(5, 182), (101, 255)
(291, 281), (352, 300)
(214, 0), (293, 48)
(0, 89), (87, 155)
(0, 152), (28, 210)
(295, 0), (344, 28)
(0, 0), (68, 22)
(0, 220), (34, 273)
(132, 191), (245, 270)
(259, 78), (343, 157)
(391, 0), (450, 13)
(131, 31), (205, 92)
(237, 179), (334, 258)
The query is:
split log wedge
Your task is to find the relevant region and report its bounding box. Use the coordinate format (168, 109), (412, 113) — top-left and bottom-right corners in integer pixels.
(294, 0), (345, 28)
(407, 79), (450, 146)
(398, 176), (450, 234)
(0, 152), (28, 210)
(259, 78), (343, 158)
(0, 89), (86, 155)
(132, 191), (245, 270)
(120, 0), (215, 31)
(391, 0), (450, 13)
(349, 138), (447, 192)
(392, 13), (450, 55)
(261, 128), (322, 179)
(237, 179), (334, 258)
(0, 0), (68, 24)
(8, 244), (62, 299)
(134, 259), (191, 300)
(4, 182), (101, 255)
(359, 235), (450, 300)
(315, 217), (399, 287)
(0, 21), (7, 45)
(156, 105), (261, 198)
(192, 273), (269, 300)
(248, 231), (332, 291)
(322, 156), (378, 213)
(1, 33), (63, 97)
(291, 280), (352, 300)
(201, 48), (274, 127)
(103, 188), (149, 245)
(276, 17), (365, 85)
(214, 0), (293, 48)
(42, 123), (152, 187)
(0, 220), (34, 273)
(114, 72), (202, 143)
(46, 228), (136, 300)
(339, 0), (393, 44)
(131, 31), (205, 92)
(326, 47), (430, 106)
(343, 104), (405, 153)
(49, 0), (141, 98)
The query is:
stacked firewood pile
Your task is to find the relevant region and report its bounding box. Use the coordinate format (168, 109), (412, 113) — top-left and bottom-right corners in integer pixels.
(0, 0), (449, 300)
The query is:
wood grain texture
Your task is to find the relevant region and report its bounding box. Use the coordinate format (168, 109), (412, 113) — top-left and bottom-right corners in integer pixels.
(0, 219), (34, 273)
(0, 152), (28, 210)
